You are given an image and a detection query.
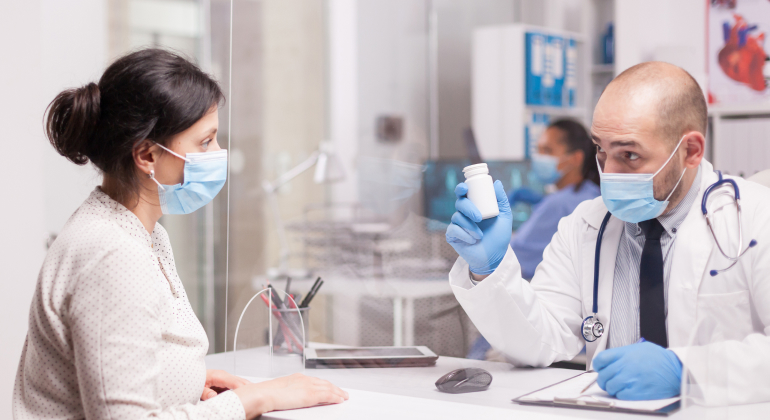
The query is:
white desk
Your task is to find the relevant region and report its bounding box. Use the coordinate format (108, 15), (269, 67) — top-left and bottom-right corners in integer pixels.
(206, 347), (768, 419)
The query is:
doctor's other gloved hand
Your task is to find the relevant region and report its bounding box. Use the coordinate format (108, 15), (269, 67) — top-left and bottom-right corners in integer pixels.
(508, 187), (543, 206)
(593, 341), (683, 400)
(445, 180), (513, 275)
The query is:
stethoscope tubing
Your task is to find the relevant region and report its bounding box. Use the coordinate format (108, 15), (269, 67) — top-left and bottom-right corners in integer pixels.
(585, 170), (756, 341)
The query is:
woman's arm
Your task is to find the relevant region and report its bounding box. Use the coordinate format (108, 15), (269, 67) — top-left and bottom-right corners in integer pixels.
(70, 245), (347, 419)
(234, 373), (348, 418)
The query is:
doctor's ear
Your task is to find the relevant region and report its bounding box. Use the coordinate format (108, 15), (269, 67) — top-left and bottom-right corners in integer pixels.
(682, 131), (705, 169)
(132, 139), (159, 175)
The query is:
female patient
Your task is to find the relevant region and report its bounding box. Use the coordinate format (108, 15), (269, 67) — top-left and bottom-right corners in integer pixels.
(13, 48), (347, 419)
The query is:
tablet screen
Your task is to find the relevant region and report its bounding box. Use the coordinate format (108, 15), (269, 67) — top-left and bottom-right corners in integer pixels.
(315, 348), (424, 358)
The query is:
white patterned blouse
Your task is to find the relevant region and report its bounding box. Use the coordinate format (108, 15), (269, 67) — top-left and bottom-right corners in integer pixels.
(13, 187), (245, 420)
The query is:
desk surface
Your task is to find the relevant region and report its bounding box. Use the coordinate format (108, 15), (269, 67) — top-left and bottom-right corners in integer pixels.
(206, 348), (766, 419)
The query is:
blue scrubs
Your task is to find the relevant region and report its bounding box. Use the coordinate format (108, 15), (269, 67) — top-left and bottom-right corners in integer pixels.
(511, 181), (600, 280)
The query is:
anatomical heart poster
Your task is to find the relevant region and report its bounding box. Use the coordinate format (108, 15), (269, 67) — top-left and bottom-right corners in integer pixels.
(709, 0), (770, 104)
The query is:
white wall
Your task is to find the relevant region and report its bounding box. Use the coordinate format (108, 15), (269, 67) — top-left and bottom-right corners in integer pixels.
(0, 0), (47, 412)
(0, 0), (107, 413)
(615, 0), (707, 89)
(41, 0), (106, 236)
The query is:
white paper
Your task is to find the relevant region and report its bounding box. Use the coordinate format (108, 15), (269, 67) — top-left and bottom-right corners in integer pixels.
(518, 372), (679, 412)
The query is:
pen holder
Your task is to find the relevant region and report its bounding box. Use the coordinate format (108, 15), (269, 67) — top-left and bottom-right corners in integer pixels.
(270, 306), (309, 355)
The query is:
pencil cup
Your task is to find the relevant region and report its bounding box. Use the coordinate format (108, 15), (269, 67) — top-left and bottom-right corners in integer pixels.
(270, 306), (309, 355)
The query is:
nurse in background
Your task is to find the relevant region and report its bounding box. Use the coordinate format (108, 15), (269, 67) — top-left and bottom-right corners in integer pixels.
(468, 119), (599, 360)
(510, 119), (600, 280)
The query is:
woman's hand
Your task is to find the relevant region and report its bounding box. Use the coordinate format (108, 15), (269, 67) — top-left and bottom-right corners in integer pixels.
(201, 369), (251, 401)
(233, 373), (348, 419)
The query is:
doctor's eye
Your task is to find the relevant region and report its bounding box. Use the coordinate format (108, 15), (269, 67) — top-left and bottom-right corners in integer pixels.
(595, 145), (605, 154)
(625, 152), (640, 161)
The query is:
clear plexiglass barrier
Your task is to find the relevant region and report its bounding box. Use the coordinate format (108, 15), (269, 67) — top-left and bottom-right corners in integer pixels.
(232, 288), (306, 378)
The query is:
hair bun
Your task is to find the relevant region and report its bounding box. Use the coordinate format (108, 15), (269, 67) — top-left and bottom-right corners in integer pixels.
(46, 82), (101, 165)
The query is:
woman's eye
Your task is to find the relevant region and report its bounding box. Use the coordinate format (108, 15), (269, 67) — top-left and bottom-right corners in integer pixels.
(202, 139), (212, 150)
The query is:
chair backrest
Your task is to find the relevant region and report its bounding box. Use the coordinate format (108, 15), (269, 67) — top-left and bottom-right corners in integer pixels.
(748, 169), (770, 188)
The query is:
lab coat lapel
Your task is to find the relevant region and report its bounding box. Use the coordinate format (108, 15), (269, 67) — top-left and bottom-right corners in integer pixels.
(667, 163), (717, 347)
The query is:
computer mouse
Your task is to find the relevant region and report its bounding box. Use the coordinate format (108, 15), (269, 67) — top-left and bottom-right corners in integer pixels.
(435, 368), (492, 394)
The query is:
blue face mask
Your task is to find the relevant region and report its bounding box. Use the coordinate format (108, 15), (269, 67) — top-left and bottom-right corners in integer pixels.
(597, 136), (687, 223)
(149, 144), (228, 215)
(531, 153), (564, 185)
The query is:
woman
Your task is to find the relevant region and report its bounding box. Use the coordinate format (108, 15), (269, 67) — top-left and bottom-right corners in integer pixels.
(509, 118), (600, 280)
(468, 118), (599, 360)
(13, 49), (347, 419)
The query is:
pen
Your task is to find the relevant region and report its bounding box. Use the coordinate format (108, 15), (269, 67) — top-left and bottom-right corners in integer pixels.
(580, 337), (646, 394)
(299, 277), (322, 308)
(267, 285), (286, 309)
(285, 277), (292, 296)
(301, 279), (323, 308)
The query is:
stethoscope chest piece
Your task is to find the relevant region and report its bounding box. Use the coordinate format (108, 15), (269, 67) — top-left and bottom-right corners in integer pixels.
(581, 314), (604, 342)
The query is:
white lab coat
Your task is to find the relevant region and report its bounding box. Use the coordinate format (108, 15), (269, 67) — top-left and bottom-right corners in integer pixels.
(449, 160), (770, 405)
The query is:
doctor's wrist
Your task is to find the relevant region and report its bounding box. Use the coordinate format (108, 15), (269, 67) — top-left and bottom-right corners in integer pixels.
(470, 271), (490, 282)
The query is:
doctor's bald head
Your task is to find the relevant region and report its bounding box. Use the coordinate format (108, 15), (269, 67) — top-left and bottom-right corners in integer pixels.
(594, 62), (707, 149)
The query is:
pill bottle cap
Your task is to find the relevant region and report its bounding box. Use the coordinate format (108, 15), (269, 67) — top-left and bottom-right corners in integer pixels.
(463, 163), (489, 179)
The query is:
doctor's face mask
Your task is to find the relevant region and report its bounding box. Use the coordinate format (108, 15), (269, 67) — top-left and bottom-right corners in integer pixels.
(149, 144), (228, 215)
(597, 135), (687, 223)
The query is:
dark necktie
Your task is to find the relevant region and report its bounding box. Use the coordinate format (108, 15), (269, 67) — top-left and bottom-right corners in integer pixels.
(638, 218), (668, 347)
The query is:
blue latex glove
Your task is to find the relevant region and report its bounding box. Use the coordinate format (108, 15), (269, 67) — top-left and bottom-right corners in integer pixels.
(508, 187), (543, 206)
(445, 180), (513, 275)
(593, 342), (683, 400)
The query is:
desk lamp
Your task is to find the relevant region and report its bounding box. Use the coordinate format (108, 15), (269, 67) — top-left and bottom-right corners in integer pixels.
(262, 142), (345, 279)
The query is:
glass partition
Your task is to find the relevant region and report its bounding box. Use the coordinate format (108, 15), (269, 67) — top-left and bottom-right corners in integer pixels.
(108, 0), (551, 364)
(221, 0), (527, 366)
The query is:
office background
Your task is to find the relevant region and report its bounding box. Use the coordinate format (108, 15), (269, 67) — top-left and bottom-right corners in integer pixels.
(0, 0), (744, 414)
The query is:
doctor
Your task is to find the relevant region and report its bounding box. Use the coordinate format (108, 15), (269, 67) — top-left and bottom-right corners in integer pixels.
(446, 62), (770, 403)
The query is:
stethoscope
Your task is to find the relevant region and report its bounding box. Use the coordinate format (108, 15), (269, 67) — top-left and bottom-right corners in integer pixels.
(581, 170), (758, 342)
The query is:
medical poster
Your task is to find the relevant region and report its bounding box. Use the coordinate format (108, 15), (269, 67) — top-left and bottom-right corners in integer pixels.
(709, 0), (770, 104)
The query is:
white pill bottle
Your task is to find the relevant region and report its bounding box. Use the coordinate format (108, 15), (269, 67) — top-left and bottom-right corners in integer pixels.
(462, 163), (499, 220)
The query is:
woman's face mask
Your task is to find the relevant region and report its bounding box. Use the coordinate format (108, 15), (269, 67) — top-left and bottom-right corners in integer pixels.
(531, 153), (568, 185)
(149, 144), (228, 215)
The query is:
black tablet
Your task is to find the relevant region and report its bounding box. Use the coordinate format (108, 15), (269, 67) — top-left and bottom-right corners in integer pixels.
(305, 346), (438, 368)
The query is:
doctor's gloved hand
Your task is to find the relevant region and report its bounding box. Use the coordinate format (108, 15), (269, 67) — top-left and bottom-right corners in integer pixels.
(445, 180), (512, 275)
(593, 341), (683, 400)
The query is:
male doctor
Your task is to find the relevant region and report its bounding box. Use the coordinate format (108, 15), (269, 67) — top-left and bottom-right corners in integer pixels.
(446, 62), (770, 403)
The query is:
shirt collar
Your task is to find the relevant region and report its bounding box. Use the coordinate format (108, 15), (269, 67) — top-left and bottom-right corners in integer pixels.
(628, 165), (702, 237)
(91, 187), (157, 250)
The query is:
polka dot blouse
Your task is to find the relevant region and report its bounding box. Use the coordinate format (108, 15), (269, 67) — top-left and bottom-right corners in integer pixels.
(13, 188), (245, 420)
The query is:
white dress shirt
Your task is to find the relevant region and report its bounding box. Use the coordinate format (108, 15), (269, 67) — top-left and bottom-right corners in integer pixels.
(13, 188), (245, 420)
(609, 167), (702, 348)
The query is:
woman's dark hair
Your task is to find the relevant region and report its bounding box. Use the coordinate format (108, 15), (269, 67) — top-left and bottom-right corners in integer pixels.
(548, 118), (599, 191)
(45, 48), (224, 204)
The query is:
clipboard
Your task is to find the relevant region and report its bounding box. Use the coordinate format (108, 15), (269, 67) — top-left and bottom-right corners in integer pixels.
(512, 372), (681, 416)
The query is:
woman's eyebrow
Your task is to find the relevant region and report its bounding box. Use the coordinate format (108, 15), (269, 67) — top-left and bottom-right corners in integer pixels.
(201, 127), (217, 138)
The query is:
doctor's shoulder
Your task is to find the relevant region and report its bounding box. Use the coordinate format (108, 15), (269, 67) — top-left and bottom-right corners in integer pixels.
(733, 175), (770, 224)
